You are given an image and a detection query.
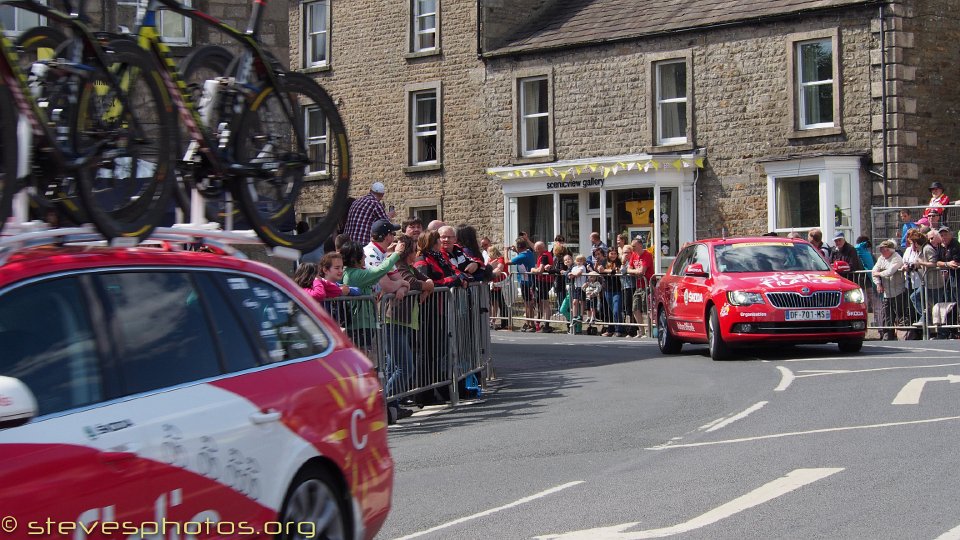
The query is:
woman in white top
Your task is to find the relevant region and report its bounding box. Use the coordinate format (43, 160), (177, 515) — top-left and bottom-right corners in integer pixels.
(872, 239), (907, 339)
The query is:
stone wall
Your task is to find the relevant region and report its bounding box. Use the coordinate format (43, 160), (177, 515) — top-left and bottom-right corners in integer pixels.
(482, 8), (879, 238)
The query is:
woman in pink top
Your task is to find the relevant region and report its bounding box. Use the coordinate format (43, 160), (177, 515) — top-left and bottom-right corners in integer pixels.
(294, 254), (352, 301)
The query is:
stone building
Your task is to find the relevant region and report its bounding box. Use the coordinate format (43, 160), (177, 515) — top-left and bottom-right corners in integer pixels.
(292, 0), (960, 270)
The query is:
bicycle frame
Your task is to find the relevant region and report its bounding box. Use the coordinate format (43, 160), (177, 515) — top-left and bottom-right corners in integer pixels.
(133, 0), (306, 176)
(0, 0), (151, 174)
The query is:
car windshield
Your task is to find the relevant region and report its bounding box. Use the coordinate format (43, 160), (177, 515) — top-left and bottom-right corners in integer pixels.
(714, 241), (830, 273)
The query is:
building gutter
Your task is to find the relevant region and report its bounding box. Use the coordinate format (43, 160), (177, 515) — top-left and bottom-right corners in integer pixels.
(483, 0), (885, 59)
(879, 3), (889, 207)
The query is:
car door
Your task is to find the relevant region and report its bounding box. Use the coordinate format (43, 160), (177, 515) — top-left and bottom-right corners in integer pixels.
(0, 275), (159, 531)
(92, 269), (279, 528)
(671, 244), (712, 336)
(662, 246), (694, 331)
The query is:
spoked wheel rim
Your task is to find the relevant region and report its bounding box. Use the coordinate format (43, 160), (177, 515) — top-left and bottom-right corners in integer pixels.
(283, 479), (346, 540)
(658, 310), (668, 349)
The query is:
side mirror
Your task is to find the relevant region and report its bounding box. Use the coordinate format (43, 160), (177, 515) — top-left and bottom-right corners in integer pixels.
(684, 263), (708, 277)
(832, 261), (851, 273)
(0, 376), (37, 429)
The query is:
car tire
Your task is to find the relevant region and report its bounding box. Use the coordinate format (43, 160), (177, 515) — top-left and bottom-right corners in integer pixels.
(838, 339), (863, 353)
(658, 307), (682, 354)
(278, 465), (349, 540)
(708, 307), (732, 361)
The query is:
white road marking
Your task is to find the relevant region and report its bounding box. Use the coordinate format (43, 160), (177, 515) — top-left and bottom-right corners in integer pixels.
(534, 468), (842, 540)
(391, 481), (584, 540)
(646, 416), (960, 450)
(705, 402), (767, 433)
(775, 366), (795, 391)
(781, 347), (959, 361)
(795, 363), (960, 379)
(934, 523), (960, 540)
(891, 375), (960, 405)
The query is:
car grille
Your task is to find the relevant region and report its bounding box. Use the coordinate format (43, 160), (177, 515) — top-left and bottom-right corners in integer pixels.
(765, 291), (841, 309)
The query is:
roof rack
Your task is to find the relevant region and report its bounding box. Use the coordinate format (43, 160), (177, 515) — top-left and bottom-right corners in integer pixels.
(0, 223), (303, 266)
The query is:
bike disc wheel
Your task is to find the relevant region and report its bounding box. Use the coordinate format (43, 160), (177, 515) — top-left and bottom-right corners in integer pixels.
(232, 73), (350, 253)
(76, 44), (176, 241)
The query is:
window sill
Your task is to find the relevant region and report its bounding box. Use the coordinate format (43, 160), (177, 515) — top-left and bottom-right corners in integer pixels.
(304, 173), (332, 182)
(511, 154), (556, 166)
(649, 141), (693, 153)
(789, 126), (842, 139)
(405, 49), (442, 60)
(300, 64), (332, 75)
(405, 163), (442, 174)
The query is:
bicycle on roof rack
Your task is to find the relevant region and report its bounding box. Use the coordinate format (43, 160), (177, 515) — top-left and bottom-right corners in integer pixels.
(15, 0), (352, 254)
(0, 0), (175, 239)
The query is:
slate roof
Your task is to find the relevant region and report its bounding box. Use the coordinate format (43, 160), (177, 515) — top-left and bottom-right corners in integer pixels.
(488, 0), (879, 56)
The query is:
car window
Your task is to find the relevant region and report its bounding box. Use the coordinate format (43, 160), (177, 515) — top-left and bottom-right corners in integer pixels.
(214, 274), (330, 364)
(0, 277), (102, 416)
(194, 273), (260, 374)
(671, 246), (695, 276)
(692, 244), (711, 274)
(96, 272), (221, 395)
(714, 242), (830, 273)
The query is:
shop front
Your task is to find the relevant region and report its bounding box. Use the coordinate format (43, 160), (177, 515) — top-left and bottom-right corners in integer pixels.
(488, 153), (703, 272)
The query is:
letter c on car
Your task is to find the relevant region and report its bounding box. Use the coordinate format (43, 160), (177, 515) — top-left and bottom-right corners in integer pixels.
(350, 409), (368, 450)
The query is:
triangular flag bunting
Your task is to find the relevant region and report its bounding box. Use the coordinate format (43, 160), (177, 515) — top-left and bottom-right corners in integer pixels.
(695, 157), (705, 168)
(559, 170), (567, 180)
(603, 167), (611, 178)
(672, 159), (683, 170)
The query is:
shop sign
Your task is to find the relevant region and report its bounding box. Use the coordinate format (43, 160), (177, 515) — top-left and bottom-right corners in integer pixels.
(545, 177), (605, 190)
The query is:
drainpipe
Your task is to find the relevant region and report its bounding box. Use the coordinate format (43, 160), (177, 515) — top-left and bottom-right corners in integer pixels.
(880, 4), (889, 207)
(476, 1), (483, 59)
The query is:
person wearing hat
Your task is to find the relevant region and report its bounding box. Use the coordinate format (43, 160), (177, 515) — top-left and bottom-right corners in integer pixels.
(363, 218), (409, 297)
(925, 181), (951, 218)
(343, 181), (397, 243)
(829, 231), (864, 271)
(872, 239), (907, 340)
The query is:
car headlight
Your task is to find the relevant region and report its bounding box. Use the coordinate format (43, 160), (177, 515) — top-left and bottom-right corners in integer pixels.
(844, 288), (865, 304)
(727, 291), (765, 306)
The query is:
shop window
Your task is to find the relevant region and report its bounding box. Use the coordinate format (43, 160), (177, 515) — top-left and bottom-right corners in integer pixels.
(517, 76), (551, 158)
(410, 89), (439, 166)
(654, 60), (688, 145)
(787, 30), (841, 136)
(765, 157), (861, 238)
(775, 176), (820, 230)
(0, 4), (44, 36)
(411, 0), (438, 53)
(513, 195), (553, 244)
(304, 0), (330, 68)
(117, 0), (192, 45)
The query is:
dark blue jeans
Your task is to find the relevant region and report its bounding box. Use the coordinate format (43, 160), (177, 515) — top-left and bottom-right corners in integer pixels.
(605, 291), (623, 334)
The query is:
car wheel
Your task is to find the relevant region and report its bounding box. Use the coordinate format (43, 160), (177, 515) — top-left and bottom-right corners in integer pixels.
(278, 466), (349, 540)
(708, 307), (732, 361)
(838, 339), (863, 353)
(658, 307), (682, 354)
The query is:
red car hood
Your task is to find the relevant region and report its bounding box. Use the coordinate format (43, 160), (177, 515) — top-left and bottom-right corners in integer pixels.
(713, 270), (858, 292)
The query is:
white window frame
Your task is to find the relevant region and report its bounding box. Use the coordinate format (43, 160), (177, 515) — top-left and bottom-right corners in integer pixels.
(411, 89), (438, 166)
(764, 156), (861, 240)
(305, 105), (328, 177)
(412, 0), (437, 53)
(304, 0), (330, 68)
(519, 76), (550, 158)
(116, 0), (192, 45)
(0, 3), (46, 36)
(655, 59), (688, 145)
(796, 38), (834, 129)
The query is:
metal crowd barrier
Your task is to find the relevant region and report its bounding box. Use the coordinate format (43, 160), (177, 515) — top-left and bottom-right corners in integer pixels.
(848, 268), (960, 340)
(322, 282), (492, 405)
(492, 270), (655, 338)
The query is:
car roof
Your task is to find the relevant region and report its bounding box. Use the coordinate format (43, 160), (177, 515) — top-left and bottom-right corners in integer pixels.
(684, 236), (808, 247)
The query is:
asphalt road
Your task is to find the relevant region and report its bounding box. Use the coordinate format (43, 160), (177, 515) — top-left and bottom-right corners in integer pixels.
(377, 333), (960, 540)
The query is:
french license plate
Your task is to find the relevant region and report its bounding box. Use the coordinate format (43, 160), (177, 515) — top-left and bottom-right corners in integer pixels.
(786, 310), (830, 321)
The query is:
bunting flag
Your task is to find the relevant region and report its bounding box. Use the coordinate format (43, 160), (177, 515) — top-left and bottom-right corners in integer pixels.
(487, 155), (702, 180)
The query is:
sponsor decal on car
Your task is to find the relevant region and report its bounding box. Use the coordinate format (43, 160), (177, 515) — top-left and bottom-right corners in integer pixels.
(846, 311), (865, 317)
(758, 273), (841, 289)
(676, 321), (696, 332)
(720, 304), (730, 317)
(740, 312), (767, 317)
(683, 290), (704, 304)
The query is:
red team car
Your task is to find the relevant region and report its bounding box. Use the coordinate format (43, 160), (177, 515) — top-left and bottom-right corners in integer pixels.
(655, 237), (867, 360)
(0, 229), (392, 540)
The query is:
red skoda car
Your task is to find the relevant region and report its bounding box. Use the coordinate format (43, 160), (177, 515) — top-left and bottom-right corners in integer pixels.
(0, 229), (392, 540)
(654, 237), (867, 360)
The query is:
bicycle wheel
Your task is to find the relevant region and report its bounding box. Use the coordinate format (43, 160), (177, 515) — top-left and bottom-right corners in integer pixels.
(76, 42), (176, 241)
(232, 73), (350, 252)
(0, 83), (16, 231)
(177, 45), (235, 222)
(14, 25), (87, 225)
